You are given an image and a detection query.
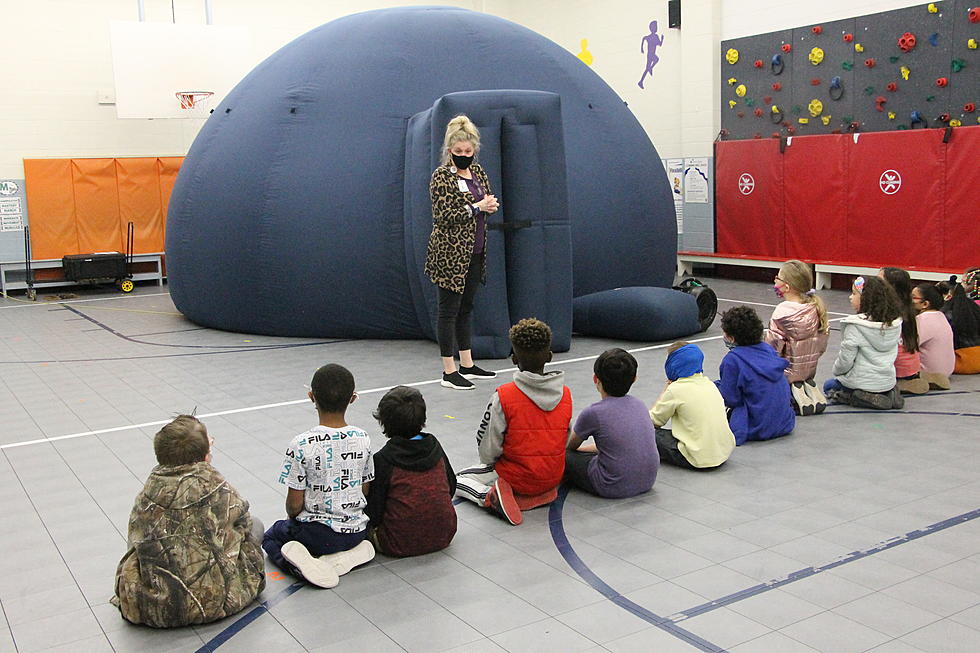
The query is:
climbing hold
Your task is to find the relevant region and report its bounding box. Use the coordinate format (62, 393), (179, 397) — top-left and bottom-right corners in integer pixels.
(736, 84), (747, 97)
(970, 7), (980, 23)
(812, 26), (823, 35)
(848, 121), (860, 132)
(855, 43), (865, 53)
(728, 77), (738, 85)
(886, 82), (898, 92)
(754, 59), (764, 68)
(887, 111), (896, 120)
(875, 96), (887, 112)
(927, 2), (939, 12)
(754, 107), (764, 117)
(926, 95), (936, 101)
(771, 105), (780, 113)
(929, 33), (939, 47)
(865, 58), (876, 68)
(864, 86), (875, 95)
(969, 39), (978, 50)
(950, 119), (962, 127)
(889, 56), (901, 64)
(911, 110), (925, 124)
(938, 112), (950, 122)
(898, 32), (916, 52)
(936, 77), (948, 87)
(965, 103), (976, 113)
(745, 98), (756, 107)
(763, 96), (772, 104)
(843, 33), (854, 43)
(729, 100), (738, 108)
(798, 118), (809, 124)
(809, 98), (824, 116)
(821, 115), (831, 125)
(782, 43), (792, 53)
(951, 59), (966, 73)
(900, 65), (911, 80)
(829, 76), (844, 100)
(787, 126), (797, 134)
(842, 60), (854, 71)
(720, 128), (730, 137)
(771, 54), (785, 75)
(772, 82), (782, 91)
(811, 78), (822, 85)
(737, 111), (745, 118)
(809, 47), (825, 65)
(726, 48), (740, 64)
(754, 133), (763, 139)
(791, 105), (802, 115)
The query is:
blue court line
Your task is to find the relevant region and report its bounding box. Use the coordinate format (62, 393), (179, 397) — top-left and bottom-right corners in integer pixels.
(548, 486), (726, 652)
(196, 581), (305, 653)
(668, 506), (980, 623)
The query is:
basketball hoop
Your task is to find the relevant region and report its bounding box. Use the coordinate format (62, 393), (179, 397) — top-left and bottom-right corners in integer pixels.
(175, 91), (215, 117)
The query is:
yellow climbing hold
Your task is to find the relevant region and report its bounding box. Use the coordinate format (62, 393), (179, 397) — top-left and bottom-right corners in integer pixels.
(821, 115), (832, 125)
(888, 111), (896, 120)
(855, 43), (864, 53)
(927, 3), (938, 13)
(726, 48), (740, 64)
(809, 47), (825, 65)
(729, 100), (738, 108)
(969, 39), (978, 50)
(798, 118), (809, 124)
(772, 105), (780, 113)
(735, 84), (747, 97)
(950, 119), (962, 127)
(900, 66), (911, 80)
(728, 77), (738, 85)
(808, 99), (824, 117)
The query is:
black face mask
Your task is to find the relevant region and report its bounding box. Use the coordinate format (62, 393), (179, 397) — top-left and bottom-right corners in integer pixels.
(451, 153), (474, 170)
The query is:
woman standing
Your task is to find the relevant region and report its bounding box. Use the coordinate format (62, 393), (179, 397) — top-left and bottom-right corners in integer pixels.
(425, 115), (500, 390)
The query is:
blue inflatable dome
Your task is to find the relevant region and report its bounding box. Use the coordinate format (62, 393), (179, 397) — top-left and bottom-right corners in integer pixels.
(166, 6), (676, 357)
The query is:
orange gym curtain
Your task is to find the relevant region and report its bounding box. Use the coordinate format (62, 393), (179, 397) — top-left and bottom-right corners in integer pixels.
(24, 157), (182, 259)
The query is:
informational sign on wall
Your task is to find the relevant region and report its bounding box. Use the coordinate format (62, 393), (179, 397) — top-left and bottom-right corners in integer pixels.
(666, 158), (684, 233)
(0, 178), (29, 263)
(683, 157), (710, 204)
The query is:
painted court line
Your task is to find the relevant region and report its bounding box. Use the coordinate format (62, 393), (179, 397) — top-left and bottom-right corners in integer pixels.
(195, 581), (305, 653)
(0, 291), (171, 309)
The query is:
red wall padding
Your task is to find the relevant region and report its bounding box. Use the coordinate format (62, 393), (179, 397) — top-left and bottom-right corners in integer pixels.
(716, 139), (784, 257)
(943, 126), (980, 270)
(714, 126), (978, 271)
(783, 135), (849, 261)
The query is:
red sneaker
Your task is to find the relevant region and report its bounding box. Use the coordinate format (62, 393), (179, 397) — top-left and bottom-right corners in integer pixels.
(485, 477), (522, 525)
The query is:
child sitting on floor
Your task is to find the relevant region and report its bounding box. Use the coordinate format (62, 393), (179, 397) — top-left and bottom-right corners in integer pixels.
(912, 283), (954, 389)
(937, 278), (980, 374)
(764, 259), (829, 415)
(879, 267), (928, 394)
(455, 318), (572, 525)
(564, 348), (659, 499)
(717, 306), (796, 444)
(263, 363), (376, 588)
(366, 386), (457, 557)
(649, 342), (735, 470)
(824, 276), (904, 409)
(112, 415), (265, 627)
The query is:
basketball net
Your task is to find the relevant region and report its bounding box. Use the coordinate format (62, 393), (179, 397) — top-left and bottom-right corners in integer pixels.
(175, 91), (215, 118)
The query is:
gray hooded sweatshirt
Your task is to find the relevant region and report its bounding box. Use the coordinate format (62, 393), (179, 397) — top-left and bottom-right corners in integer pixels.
(833, 314), (902, 392)
(477, 369), (568, 465)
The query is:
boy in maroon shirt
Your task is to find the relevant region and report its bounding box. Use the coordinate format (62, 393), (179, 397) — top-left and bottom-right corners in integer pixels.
(365, 386), (457, 557)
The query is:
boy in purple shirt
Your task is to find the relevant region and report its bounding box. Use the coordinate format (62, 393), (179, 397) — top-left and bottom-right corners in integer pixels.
(564, 348), (660, 498)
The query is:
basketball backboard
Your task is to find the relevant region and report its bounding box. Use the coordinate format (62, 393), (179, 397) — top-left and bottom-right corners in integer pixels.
(109, 21), (252, 119)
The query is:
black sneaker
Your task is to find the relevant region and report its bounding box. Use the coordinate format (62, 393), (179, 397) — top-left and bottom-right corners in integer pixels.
(460, 364), (497, 380)
(441, 371), (475, 390)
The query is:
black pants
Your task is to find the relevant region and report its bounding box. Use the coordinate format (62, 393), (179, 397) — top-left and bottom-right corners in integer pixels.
(655, 427), (699, 470)
(437, 254), (482, 358)
(263, 518), (366, 577)
(563, 450), (599, 494)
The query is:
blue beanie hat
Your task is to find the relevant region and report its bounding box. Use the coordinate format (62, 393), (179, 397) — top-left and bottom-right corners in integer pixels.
(665, 344), (704, 380)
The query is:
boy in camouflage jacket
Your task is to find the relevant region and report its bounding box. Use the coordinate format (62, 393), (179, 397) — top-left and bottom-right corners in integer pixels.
(112, 415), (265, 627)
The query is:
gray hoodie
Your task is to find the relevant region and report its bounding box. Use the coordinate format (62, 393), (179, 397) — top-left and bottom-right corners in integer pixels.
(833, 314), (902, 392)
(477, 370), (568, 465)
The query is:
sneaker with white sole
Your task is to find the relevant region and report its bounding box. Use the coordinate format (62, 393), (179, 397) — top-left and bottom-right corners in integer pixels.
(320, 540), (376, 576)
(281, 541), (339, 588)
(460, 364), (497, 380)
(484, 477), (522, 525)
(441, 371), (475, 390)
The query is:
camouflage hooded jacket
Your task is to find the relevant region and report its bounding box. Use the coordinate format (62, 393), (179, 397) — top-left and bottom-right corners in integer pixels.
(112, 462), (265, 628)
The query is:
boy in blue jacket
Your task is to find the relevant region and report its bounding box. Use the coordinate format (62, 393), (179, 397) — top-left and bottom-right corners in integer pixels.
(717, 306), (796, 445)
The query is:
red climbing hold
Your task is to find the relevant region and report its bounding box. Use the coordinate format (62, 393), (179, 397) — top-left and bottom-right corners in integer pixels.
(737, 111), (745, 118)
(754, 59), (764, 68)
(965, 103), (976, 113)
(754, 107), (764, 117)
(939, 113), (950, 122)
(763, 96), (773, 104)
(843, 33), (854, 43)
(781, 43), (792, 53)
(865, 58), (876, 68)
(812, 26), (823, 35)
(886, 82), (898, 92)
(936, 77), (948, 87)
(787, 126), (797, 134)
(897, 32), (917, 52)
(811, 78), (822, 85)
(969, 7), (980, 23)
(875, 96), (887, 112)
(754, 133), (763, 139)
(772, 82), (782, 91)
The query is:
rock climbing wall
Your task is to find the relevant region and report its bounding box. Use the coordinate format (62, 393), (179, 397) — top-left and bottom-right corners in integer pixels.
(721, 1), (979, 140)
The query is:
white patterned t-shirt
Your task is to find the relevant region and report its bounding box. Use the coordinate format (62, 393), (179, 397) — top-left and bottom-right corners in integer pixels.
(278, 424), (375, 533)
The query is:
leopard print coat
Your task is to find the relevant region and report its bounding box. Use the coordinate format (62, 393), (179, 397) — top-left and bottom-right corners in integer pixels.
(424, 163), (491, 293)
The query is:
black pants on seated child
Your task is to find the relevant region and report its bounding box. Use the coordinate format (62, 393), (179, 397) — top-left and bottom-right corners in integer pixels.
(563, 450), (599, 494)
(655, 428), (696, 469)
(263, 519), (366, 577)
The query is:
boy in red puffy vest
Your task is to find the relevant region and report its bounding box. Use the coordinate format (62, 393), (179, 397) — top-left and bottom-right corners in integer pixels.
(455, 318), (572, 525)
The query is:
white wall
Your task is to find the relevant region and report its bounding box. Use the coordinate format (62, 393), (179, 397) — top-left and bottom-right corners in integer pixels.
(722, 0), (928, 39)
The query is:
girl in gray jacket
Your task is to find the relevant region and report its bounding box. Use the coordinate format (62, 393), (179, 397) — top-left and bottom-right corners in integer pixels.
(823, 276), (904, 410)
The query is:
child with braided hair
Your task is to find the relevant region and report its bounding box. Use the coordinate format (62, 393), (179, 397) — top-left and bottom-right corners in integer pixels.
(455, 318), (572, 525)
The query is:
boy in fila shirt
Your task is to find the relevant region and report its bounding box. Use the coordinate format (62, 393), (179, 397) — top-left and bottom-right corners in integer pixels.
(262, 363), (376, 588)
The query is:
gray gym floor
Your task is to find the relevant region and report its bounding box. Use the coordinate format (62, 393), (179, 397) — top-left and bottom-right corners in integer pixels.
(1, 276), (978, 653)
